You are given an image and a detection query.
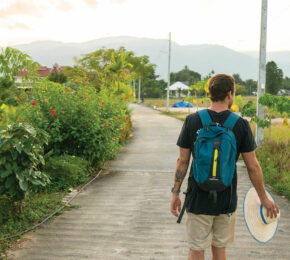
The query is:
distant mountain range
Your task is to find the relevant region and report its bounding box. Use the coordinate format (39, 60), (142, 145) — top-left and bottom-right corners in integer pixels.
(12, 36), (290, 80)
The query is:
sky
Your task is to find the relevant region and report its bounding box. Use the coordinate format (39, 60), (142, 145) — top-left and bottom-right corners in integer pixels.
(0, 0), (290, 51)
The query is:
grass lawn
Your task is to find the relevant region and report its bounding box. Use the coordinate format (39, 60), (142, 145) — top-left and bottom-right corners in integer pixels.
(0, 191), (67, 256)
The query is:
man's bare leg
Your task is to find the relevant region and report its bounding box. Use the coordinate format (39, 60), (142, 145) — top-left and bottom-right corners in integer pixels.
(188, 249), (204, 260)
(211, 246), (226, 260)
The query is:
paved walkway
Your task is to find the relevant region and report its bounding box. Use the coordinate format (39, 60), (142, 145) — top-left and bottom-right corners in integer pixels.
(9, 104), (290, 260)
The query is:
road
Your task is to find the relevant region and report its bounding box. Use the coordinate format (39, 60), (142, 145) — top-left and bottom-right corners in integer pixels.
(9, 104), (290, 260)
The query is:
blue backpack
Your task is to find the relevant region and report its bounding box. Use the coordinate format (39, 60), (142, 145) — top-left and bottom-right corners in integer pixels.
(193, 109), (239, 202)
(177, 109), (239, 224)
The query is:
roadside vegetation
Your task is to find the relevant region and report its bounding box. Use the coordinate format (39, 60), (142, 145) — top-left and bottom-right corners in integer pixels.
(0, 46), (155, 255)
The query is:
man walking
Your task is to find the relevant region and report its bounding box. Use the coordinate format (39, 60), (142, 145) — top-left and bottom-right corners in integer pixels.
(170, 74), (279, 260)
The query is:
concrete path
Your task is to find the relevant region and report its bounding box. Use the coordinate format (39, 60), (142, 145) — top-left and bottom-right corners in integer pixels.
(9, 104), (290, 260)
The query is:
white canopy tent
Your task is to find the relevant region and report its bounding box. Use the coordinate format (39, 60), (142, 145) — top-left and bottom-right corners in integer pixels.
(168, 81), (189, 97)
(168, 81), (189, 91)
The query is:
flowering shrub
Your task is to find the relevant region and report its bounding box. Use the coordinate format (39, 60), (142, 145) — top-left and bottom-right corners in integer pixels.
(19, 80), (132, 166)
(0, 123), (50, 201)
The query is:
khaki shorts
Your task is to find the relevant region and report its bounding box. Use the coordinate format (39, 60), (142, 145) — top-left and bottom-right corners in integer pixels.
(186, 211), (236, 251)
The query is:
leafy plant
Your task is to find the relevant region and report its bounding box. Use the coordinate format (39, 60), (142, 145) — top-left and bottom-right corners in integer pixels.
(0, 123), (50, 202)
(19, 80), (131, 166)
(241, 100), (256, 117)
(43, 155), (92, 192)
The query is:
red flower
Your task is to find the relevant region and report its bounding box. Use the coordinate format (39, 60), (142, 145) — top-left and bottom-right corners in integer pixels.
(66, 87), (71, 91)
(51, 110), (56, 115)
(85, 97), (89, 101)
(84, 77), (87, 82)
(32, 101), (36, 106)
(104, 122), (108, 127)
(122, 127), (125, 130)
(18, 117), (22, 121)
(19, 97), (22, 101)
(26, 92), (29, 95)
(130, 93), (134, 96)
(101, 101), (105, 105)
(121, 135), (125, 139)
(125, 96), (128, 100)
(73, 78), (76, 81)
(115, 117), (119, 121)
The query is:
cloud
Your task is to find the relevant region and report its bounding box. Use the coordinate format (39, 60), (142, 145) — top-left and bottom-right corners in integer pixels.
(83, 0), (98, 8)
(56, 0), (73, 12)
(1, 22), (31, 30)
(0, 1), (41, 18)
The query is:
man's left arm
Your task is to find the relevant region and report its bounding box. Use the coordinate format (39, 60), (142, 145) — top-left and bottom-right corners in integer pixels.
(170, 147), (191, 217)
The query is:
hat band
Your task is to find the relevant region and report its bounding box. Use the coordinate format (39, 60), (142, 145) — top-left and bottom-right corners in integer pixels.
(260, 204), (267, 224)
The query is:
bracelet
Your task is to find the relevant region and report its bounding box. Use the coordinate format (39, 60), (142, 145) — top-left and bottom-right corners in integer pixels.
(171, 187), (180, 194)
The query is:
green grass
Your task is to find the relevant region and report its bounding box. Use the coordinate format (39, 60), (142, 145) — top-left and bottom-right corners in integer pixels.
(256, 141), (290, 200)
(250, 123), (290, 144)
(0, 191), (66, 256)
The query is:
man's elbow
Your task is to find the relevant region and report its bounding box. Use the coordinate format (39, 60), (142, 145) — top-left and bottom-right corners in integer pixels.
(177, 156), (189, 166)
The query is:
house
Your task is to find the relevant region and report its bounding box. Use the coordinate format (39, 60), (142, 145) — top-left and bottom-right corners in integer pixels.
(15, 64), (66, 88)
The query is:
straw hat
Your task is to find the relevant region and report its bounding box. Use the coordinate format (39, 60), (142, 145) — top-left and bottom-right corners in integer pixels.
(243, 186), (280, 244)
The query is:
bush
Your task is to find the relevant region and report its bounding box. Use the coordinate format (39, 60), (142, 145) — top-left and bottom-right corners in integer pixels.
(256, 141), (290, 200)
(43, 155), (92, 192)
(0, 123), (50, 202)
(19, 80), (132, 166)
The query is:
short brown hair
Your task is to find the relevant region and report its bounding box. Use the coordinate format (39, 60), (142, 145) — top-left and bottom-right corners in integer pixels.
(208, 74), (235, 102)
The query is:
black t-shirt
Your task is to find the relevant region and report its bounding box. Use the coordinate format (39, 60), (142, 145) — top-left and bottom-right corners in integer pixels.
(177, 109), (257, 215)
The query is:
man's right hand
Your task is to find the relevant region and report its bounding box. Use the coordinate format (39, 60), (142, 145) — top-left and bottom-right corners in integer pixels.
(170, 194), (181, 217)
(261, 197), (280, 219)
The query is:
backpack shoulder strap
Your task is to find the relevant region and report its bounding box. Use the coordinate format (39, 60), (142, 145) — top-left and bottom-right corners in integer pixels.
(198, 109), (212, 127)
(223, 112), (240, 130)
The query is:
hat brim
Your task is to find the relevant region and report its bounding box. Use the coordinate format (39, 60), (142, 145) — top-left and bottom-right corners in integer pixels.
(243, 186), (279, 244)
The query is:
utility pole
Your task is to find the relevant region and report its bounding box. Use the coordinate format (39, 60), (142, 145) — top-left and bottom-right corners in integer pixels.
(256, 0), (268, 146)
(166, 32), (171, 112)
(138, 76), (141, 103)
(133, 80), (135, 97)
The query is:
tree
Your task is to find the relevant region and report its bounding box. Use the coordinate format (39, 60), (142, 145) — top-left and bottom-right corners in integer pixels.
(233, 73), (245, 85)
(235, 83), (247, 95)
(141, 71), (167, 98)
(0, 78), (17, 106)
(0, 47), (39, 81)
(244, 79), (257, 95)
(281, 76), (290, 90)
(48, 63), (67, 84)
(266, 61), (283, 95)
(170, 66), (201, 85)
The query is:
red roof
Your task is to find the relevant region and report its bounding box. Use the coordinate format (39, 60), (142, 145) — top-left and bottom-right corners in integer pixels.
(17, 65), (66, 78)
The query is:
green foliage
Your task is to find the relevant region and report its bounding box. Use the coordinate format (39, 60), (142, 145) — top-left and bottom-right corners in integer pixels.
(190, 80), (208, 97)
(233, 73), (244, 85)
(43, 155), (91, 192)
(0, 47), (39, 81)
(0, 191), (65, 252)
(241, 101), (256, 117)
(170, 66), (201, 86)
(235, 83), (247, 95)
(256, 141), (290, 200)
(141, 72), (167, 98)
(266, 61), (283, 95)
(19, 80), (131, 165)
(282, 76), (290, 90)
(48, 72), (67, 84)
(245, 79), (257, 95)
(0, 78), (18, 106)
(259, 93), (290, 116)
(0, 123), (50, 201)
